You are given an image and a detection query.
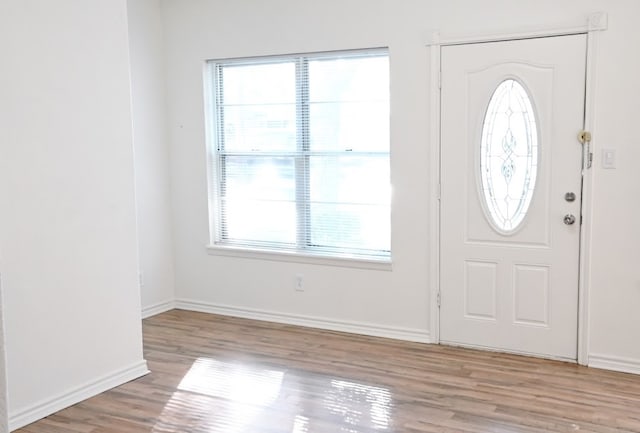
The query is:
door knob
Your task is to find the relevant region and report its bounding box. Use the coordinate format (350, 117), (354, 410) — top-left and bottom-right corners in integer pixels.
(563, 214), (576, 225)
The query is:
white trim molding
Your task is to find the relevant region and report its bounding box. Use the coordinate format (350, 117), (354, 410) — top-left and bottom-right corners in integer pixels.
(206, 244), (392, 272)
(588, 11), (608, 32)
(9, 360), (149, 431)
(576, 13), (606, 367)
(142, 299), (176, 319)
(589, 354), (640, 375)
(425, 12), (608, 46)
(428, 31), (442, 345)
(174, 299), (431, 344)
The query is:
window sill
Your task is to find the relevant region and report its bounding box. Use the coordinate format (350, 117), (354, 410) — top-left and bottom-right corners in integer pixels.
(205, 244), (392, 271)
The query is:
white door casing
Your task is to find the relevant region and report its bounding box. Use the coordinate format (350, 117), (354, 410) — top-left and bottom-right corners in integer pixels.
(439, 35), (587, 360)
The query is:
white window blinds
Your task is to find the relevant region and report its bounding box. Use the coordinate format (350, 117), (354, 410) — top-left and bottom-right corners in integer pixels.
(206, 49), (390, 261)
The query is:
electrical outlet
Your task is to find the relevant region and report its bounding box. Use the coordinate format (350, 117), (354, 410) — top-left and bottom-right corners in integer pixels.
(295, 274), (304, 292)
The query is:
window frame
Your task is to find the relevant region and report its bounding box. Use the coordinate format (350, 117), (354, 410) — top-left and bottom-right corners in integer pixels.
(204, 48), (392, 268)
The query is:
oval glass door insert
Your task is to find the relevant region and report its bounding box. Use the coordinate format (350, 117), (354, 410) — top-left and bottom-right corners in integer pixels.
(480, 79), (538, 233)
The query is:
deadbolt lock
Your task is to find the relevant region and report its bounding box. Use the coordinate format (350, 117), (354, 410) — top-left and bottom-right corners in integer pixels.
(578, 130), (592, 144)
(565, 192), (576, 202)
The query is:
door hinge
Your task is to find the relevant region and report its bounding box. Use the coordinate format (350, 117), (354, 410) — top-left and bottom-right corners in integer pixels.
(436, 291), (441, 308)
(438, 69), (442, 89)
(437, 183), (441, 201)
(578, 130), (593, 169)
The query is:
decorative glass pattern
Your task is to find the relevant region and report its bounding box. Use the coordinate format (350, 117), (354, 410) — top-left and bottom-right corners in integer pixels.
(480, 79), (538, 232)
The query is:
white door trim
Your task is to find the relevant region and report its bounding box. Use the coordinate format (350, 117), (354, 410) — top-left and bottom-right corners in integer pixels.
(428, 12), (607, 366)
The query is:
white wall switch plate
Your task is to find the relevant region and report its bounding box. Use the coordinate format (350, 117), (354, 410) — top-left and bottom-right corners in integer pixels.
(602, 149), (616, 169)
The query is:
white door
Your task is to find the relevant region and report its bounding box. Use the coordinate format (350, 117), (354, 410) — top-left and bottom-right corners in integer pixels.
(439, 35), (586, 360)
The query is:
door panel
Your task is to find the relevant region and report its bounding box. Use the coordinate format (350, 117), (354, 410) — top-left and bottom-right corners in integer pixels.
(439, 36), (586, 360)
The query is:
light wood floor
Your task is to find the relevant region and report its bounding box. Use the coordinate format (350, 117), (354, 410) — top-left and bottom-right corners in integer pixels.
(16, 310), (640, 432)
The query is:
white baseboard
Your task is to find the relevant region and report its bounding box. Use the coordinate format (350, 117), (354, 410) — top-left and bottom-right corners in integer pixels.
(141, 299), (175, 319)
(174, 298), (431, 344)
(9, 360), (149, 431)
(589, 353), (640, 375)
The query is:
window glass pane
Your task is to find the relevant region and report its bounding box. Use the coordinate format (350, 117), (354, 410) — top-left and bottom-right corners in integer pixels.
(221, 155), (296, 245)
(309, 155), (390, 253)
(309, 156), (390, 205)
(222, 156), (295, 201)
(308, 56), (389, 102)
(222, 62), (295, 105)
(223, 199), (296, 245)
(309, 102), (389, 152)
(222, 105), (296, 152)
(309, 203), (390, 252)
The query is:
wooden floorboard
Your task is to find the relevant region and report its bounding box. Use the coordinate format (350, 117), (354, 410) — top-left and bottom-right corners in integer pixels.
(15, 309), (640, 432)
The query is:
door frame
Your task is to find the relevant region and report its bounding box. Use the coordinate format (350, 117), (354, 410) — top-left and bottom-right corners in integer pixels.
(427, 13), (608, 365)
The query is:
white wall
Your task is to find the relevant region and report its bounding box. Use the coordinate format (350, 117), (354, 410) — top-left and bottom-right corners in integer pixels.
(162, 0), (433, 339)
(162, 0), (640, 370)
(127, 0), (176, 316)
(0, 0), (148, 429)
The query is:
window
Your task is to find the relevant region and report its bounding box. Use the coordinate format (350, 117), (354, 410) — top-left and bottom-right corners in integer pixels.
(205, 49), (390, 262)
(480, 79), (538, 233)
